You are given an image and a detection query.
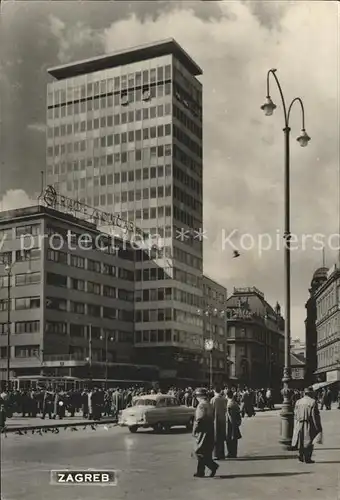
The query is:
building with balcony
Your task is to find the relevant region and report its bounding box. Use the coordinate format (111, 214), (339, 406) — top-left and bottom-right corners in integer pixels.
(304, 267), (328, 384)
(315, 264), (340, 383)
(45, 39), (205, 385)
(226, 287), (284, 388)
(0, 205), (158, 383)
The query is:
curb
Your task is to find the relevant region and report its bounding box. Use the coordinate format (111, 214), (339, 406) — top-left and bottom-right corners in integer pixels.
(1, 419), (118, 434)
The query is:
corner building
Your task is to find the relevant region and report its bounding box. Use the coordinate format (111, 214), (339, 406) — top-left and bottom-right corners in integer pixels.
(46, 39), (204, 385)
(0, 206), (159, 383)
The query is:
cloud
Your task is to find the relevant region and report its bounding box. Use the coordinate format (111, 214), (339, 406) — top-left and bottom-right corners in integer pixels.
(48, 14), (103, 63)
(0, 190), (35, 211)
(102, 2), (339, 339)
(27, 122), (46, 133)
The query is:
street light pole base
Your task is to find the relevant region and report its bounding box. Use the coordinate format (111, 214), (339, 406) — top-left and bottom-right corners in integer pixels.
(279, 400), (294, 449)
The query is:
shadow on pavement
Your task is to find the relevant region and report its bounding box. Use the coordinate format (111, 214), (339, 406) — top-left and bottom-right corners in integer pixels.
(233, 455), (297, 461)
(316, 448), (340, 451)
(217, 472), (311, 479)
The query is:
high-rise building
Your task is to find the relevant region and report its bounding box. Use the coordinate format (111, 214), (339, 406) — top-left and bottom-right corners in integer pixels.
(45, 39), (204, 384)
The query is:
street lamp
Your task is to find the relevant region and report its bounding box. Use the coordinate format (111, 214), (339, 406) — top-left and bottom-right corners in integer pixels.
(100, 332), (114, 389)
(261, 68), (311, 448)
(4, 264), (14, 389)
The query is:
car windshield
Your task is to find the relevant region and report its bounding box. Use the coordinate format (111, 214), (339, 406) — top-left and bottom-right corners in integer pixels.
(133, 399), (157, 406)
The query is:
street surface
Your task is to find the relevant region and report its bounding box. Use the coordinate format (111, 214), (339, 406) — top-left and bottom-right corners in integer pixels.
(1, 407), (339, 500)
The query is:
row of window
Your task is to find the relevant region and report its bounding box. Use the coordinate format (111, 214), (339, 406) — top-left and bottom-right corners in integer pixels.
(317, 342), (340, 368)
(0, 321), (40, 334)
(48, 65), (172, 106)
(173, 184), (202, 214)
(48, 99), (172, 123)
(45, 297), (133, 321)
(134, 287), (202, 308)
(47, 250), (134, 280)
(46, 272), (134, 301)
(0, 224), (41, 240)
(0, 345), (40, 359)
(173, 103), (202, 140)
(173, 143), (202, 179)
(0, 248), (41, 265)
(46, 321), (132, 342)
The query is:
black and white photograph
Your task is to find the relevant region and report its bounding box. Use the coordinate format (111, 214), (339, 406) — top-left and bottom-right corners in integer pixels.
(0, 0), (339, 498)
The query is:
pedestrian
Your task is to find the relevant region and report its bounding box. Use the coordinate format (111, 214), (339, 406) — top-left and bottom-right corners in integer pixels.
(192, 387), (219, 478)
(226, 390), (242, 458)
(291, 386), (323, 464)
(210, 386), (227, 460)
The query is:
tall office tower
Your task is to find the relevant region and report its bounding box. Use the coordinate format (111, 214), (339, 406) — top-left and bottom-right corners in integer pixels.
(46, 39), (204, 384)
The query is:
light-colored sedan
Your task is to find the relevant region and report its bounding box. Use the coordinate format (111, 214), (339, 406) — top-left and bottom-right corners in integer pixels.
(119, 394), (195, 433)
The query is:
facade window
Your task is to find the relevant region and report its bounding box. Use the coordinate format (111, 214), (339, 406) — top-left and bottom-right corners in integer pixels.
(46, 297), (67, 311)
(0, 300), (9, 312)
(47, 249), (67, 264)
(103, 285), (116, 298)
(46, 321), (67, 334)
(15, 321), (40, 334)
(87, 281), (101, 295)
(15, 345), (40, 358)
(88, 304), (101, 317)
(103, 307), (117, 319)
(70, 278), (85, 291)
(87, 259), (101, 273)
(47, 272), (67, 287)
(15, 297), (40, 310)
(70, 324), (85, 337)
(16, 248), (40, 262)
(0, 251), (12, 264)
(15, 272), (41, 286)
(70, 301), (85, 314)
(103, 264), (116, 276)
(70, 255), (85, 268)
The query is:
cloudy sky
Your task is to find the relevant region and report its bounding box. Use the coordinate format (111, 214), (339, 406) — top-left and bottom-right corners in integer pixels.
(0, 0), (339, 340)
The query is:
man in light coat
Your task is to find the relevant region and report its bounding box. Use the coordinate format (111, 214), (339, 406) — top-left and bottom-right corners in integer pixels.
(226, 390), (242, 458)
(291, 386), (323, 463)
(210, 386), (227, 460)
(192, 387), (219, 478)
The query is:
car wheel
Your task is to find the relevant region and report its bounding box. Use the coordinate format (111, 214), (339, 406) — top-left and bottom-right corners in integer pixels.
(163, 423), (171, 433)
(128, 426), (138, 433)
(152, 423), (163, 433)
(186, 417), (194, 431)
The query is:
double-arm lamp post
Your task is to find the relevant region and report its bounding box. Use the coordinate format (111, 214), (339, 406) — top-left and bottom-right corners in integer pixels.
(198, 307), (227, 389)
(261, 69), (311, 448)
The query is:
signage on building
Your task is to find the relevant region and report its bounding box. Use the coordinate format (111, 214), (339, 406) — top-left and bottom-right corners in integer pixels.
(292, 367), (304, 380)
(229, 308), (253, 320)
(326, 370), (340, 382)
(39, 185), (145, 238)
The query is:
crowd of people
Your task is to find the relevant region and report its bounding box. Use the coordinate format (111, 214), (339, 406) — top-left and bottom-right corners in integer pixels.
(0, 385), (279, 424)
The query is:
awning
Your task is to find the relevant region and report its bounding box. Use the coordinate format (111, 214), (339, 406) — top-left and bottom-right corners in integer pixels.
(312, 381), (337, 391)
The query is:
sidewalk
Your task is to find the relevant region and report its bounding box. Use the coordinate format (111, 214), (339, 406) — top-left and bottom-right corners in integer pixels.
(2, 413), (117, 433)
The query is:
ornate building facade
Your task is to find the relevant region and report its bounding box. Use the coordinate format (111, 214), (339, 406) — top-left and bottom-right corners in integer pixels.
(226, 287), (284, 388)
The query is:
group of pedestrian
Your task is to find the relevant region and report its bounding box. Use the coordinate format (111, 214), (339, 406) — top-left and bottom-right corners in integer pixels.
(192, 386), (242, 478)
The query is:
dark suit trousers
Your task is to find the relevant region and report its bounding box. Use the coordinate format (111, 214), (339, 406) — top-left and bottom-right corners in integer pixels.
(299, 444), (314, 462)
(226, 439), (238, 458)
(196, 455), (217, 475)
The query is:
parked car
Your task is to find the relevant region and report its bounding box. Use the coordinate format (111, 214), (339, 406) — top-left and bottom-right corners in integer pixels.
(119, 394), (195, 433)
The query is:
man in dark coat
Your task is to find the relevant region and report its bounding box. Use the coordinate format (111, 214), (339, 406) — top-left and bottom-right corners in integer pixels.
(192, 387), (219, 478)
(226, 390), (242, 458)
(210, 386), (227, 460)
(291, 386), (323, 463)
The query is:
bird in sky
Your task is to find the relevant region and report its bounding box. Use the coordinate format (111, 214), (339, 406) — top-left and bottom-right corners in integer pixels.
(233, 250), (240, 258)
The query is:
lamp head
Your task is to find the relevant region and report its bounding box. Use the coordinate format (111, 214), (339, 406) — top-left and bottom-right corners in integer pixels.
(297, 130), (311, 147)
(261, 96), (277, 116)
